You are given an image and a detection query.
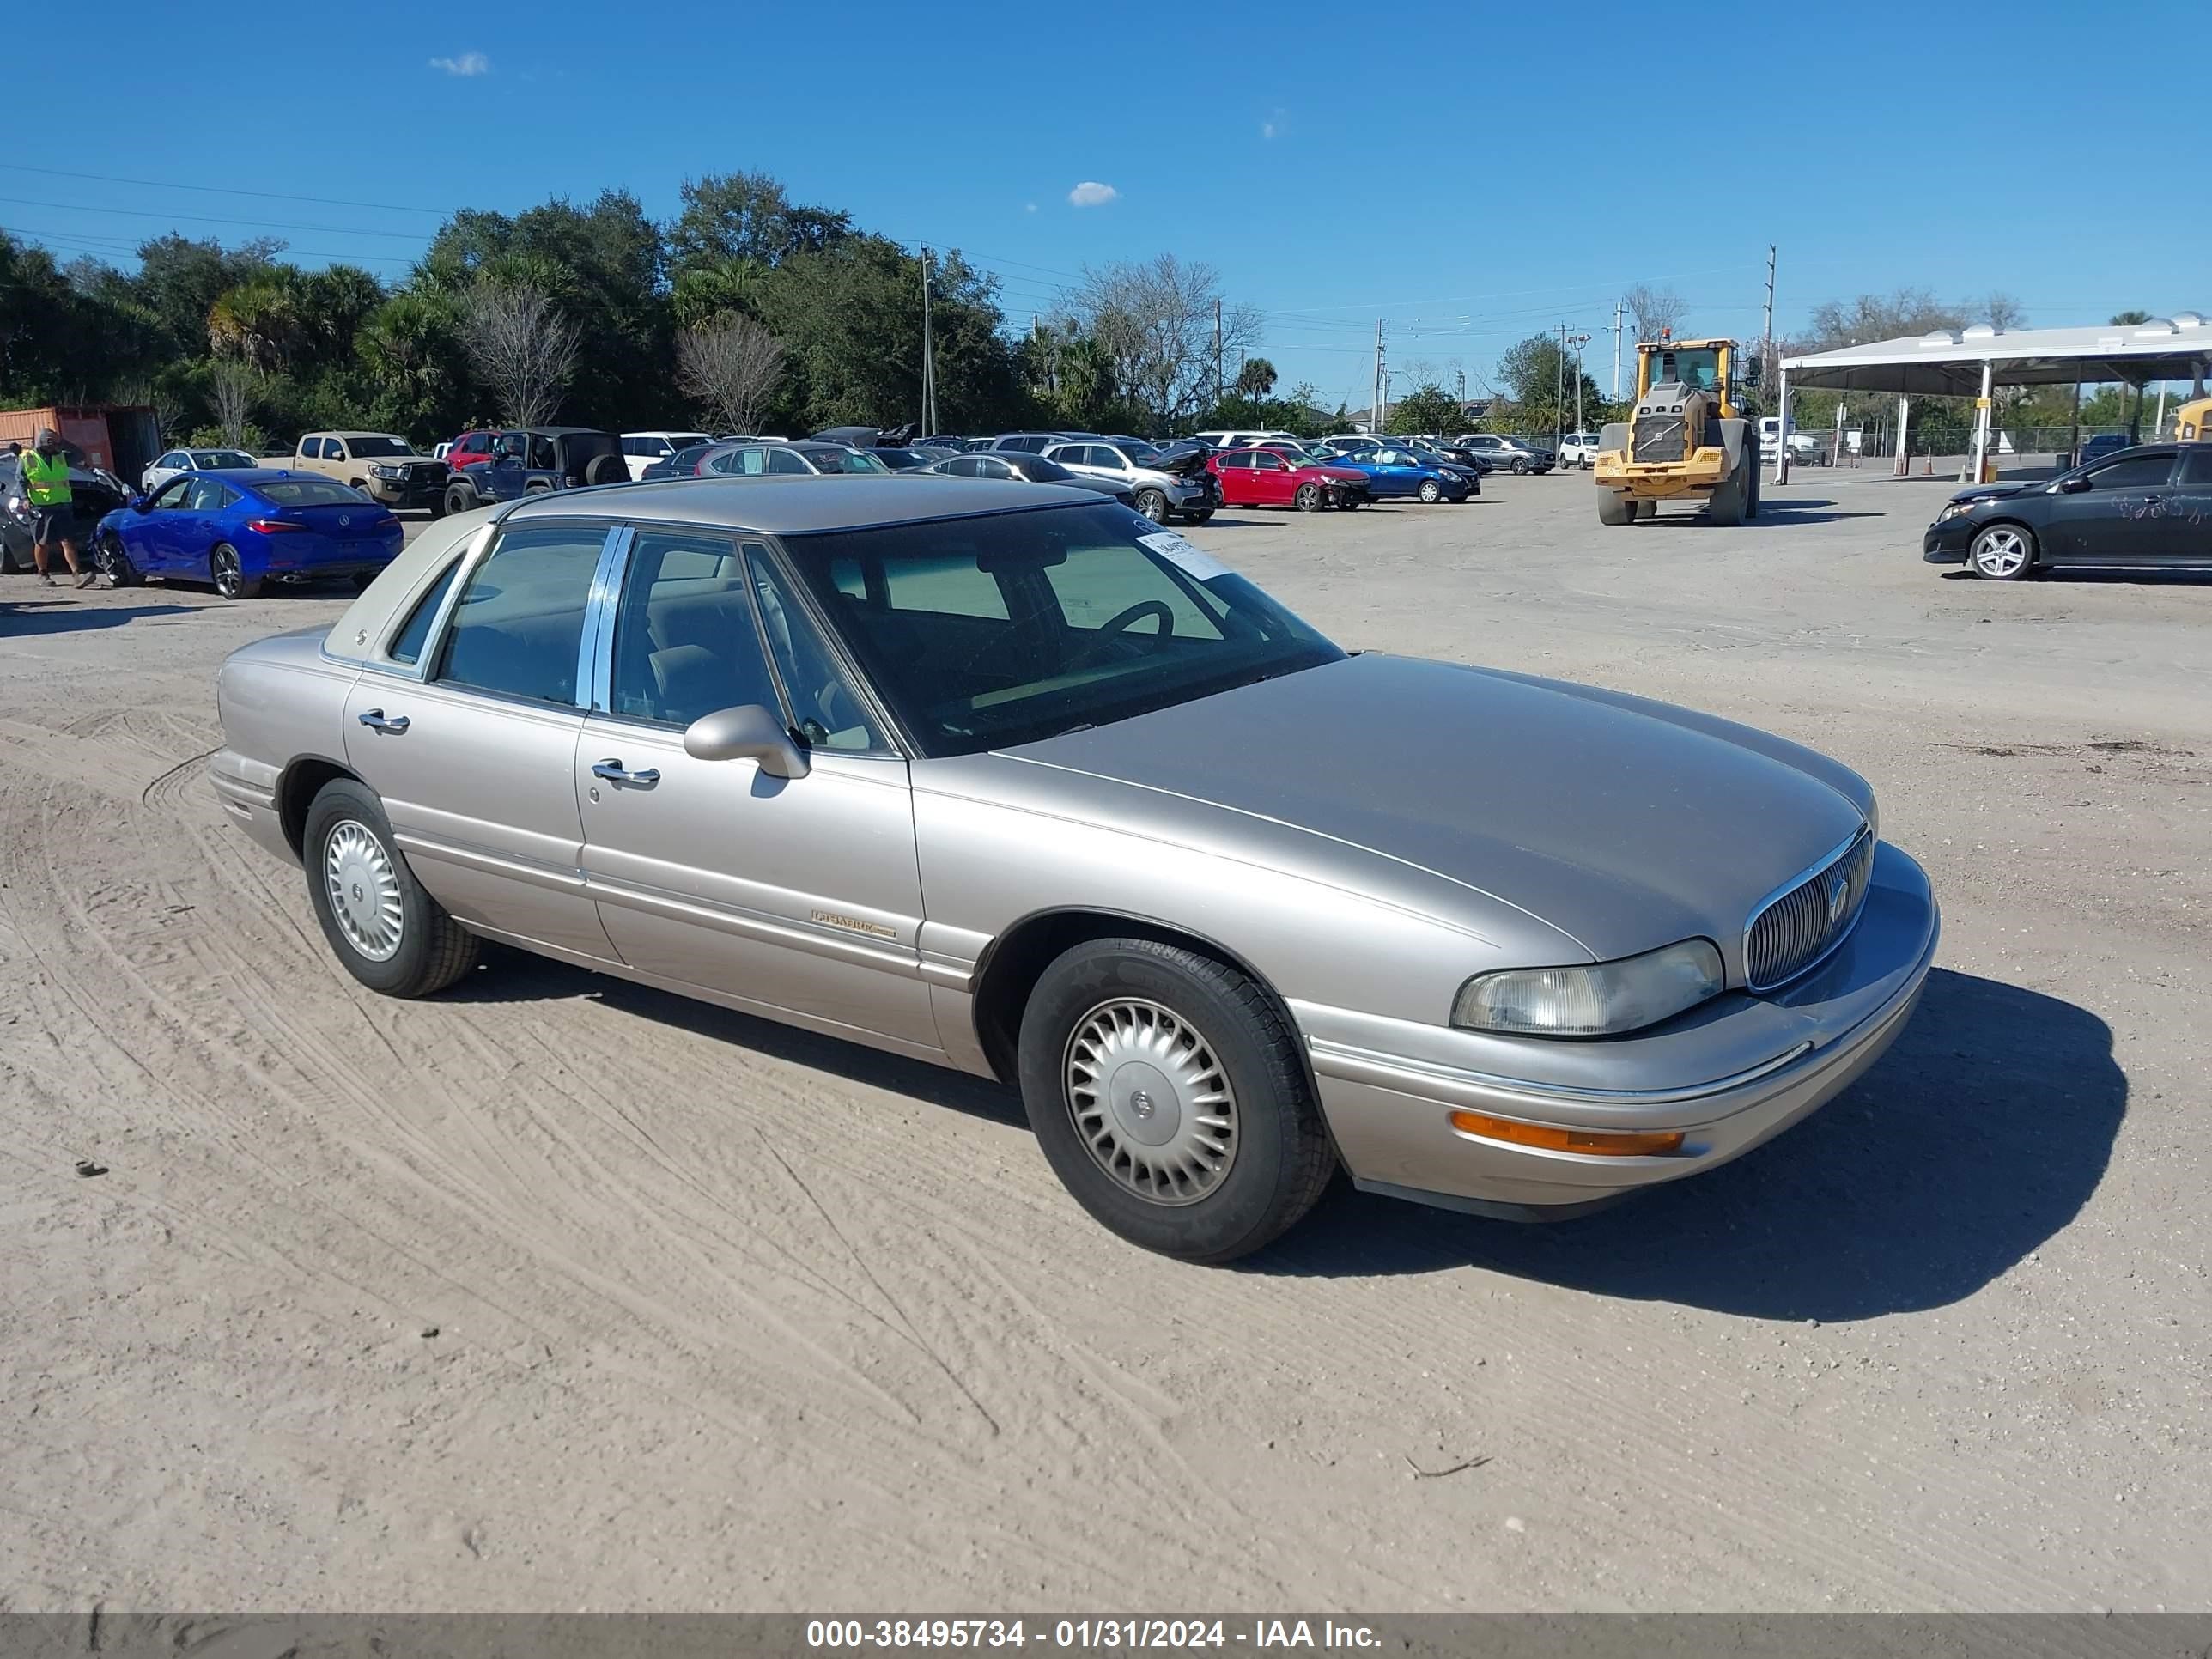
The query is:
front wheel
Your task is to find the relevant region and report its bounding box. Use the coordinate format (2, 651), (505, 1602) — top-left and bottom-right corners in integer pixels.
(302, 778), (481, 998)
(1018, 939), (1336, 1262)
(1968, 523), (2035, 580)
(442, 483), (476, 517)
(94, 532), (140, 586)
(1135, 489), (1168, 523)
(1598, 492), (1635, 526)
(1417, 479), (1443, 503)
(1294, 482), (1322, 512)
(1511, 457), (1529, 474)
(210, 543), (261, 600)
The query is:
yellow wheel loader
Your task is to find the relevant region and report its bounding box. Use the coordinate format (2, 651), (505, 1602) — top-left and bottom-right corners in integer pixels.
(2172, 394), (2211, 441)
(1594, 336), (1763, 526)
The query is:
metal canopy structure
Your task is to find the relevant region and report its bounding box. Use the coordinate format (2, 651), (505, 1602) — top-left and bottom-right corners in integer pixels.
(1771, 311), (2210, 479)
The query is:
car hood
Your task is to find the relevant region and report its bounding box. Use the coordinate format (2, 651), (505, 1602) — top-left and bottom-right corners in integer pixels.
(994, 653), (1870, 963)
(1144, 445), (1214, 477)
(1948, 482), (2031, 505)
(1299, 465), (1368, 483)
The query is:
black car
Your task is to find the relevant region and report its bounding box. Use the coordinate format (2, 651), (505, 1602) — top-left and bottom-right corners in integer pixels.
(444, 428), (626, 513)
(2074, 433), (2132, 468)
(1923, 441), (2212, 580)
(917, 449), (1137, 507)
(641, 441), (717, 482)
(0, 451), (131, 572)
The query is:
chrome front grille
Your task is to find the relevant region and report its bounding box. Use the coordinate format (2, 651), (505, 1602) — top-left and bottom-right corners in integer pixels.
(1745, 829), (1875, 992)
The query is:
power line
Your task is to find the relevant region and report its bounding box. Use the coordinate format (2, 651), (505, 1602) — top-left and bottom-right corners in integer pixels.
(0, 193), (434, 241)
(33, 166), (450, 216)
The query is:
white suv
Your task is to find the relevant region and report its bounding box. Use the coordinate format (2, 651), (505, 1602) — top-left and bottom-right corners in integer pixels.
(1558, 433), (1602, 468)
(620, 430), (714, 481)
(1042, 440), (1217, 524)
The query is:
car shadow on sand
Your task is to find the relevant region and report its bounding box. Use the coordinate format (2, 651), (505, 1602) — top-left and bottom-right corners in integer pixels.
(1248, 968), (2125, 1319)
(0, 599), (202, 635)
(1940, 566), (2212, 587)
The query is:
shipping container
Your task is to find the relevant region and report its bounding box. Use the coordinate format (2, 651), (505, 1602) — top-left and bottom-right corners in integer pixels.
(0, 405), (162, 484)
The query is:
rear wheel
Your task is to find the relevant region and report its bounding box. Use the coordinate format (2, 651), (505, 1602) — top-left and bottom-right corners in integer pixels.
(94, 531), (141, 586)
(1635, 498), (1658, 520)
(1969, 523), (2036, 580)
(210, 543), (260, 600)
(303, 779), (480, 998)
(1018, 938), (1335, 1262)
(524, 480), (552, 495)
(1294, 482), (1322, 512)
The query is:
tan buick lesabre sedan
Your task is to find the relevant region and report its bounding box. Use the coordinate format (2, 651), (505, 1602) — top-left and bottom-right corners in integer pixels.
(211, 477), (1937, 1261)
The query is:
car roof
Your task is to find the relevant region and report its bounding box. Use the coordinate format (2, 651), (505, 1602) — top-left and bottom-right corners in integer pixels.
(180, 468), (323, 487)
(313, 430), (407, 441)
(503, 474), (1090, 535)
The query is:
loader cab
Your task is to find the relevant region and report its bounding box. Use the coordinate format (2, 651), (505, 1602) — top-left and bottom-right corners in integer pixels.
(2174, 396), (2212, 442)
(1636, 338), (1748, 419)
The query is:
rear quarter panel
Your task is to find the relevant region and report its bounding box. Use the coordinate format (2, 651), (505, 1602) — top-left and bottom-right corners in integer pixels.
(212, 630), (360, 861)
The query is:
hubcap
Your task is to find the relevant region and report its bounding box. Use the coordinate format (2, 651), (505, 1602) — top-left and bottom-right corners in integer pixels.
(215, 550), (240, 595)
(323, 819), (404, 961)
(1065, 999), (1237, 1206)
(1975, 529), (2027, 576)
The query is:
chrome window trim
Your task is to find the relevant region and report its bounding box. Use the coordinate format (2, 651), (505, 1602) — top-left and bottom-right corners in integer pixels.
(1741, 823), (1873, 994)
(580, 524), (635, 713)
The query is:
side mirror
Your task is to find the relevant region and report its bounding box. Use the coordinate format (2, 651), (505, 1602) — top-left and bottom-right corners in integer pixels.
(1743, 356), (1765, 388)
(683, 703), (811, 779)
(2058, 474), (2091, 494)
(131, 495), (152, 513)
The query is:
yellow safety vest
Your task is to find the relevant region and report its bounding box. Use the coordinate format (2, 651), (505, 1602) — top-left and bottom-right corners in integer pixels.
(20, 449), (70, 507)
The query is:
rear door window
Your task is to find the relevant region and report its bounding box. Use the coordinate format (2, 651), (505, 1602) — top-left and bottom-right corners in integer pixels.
(435, 521), (611, 706)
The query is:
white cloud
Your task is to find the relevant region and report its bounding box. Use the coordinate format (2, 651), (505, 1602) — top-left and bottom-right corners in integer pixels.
(1261, 121), (1277, 140)
(429, 52), (490, 76)
(1024, 202), (1038, 214)
(1261, 108), (1287, 140)
(1067, 180), (1118, 208)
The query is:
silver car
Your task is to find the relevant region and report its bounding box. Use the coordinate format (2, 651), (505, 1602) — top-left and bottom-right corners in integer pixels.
(211, 479), (1937, 1261)
(1040, 440), (1217, 525)
(142, 446), (260, 493)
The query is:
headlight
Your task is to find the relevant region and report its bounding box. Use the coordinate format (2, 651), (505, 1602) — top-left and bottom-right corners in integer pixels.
(1936, 501), (1974, 522)
(1452, 939), (1724, 1037)
(370, 465), (400, 478)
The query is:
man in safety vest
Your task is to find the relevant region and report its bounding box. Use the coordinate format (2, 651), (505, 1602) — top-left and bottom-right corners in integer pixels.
(18, 428), (95, 588)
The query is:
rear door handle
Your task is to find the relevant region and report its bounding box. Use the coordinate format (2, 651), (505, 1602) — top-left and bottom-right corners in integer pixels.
(356, 708), (410, 734)
(592, 758), (660, 788)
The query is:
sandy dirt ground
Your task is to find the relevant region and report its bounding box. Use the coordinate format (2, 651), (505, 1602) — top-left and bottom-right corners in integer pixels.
(2, 469), (2206, 1613)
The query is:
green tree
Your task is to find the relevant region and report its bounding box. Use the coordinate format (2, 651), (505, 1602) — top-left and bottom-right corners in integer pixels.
(1235, 356), (1277, 398)
(667, 172), (852, 275)
(2108, 310), (2152, 326)
(1494, 334), (1605, 434)
(1385, 383), (1460, 435)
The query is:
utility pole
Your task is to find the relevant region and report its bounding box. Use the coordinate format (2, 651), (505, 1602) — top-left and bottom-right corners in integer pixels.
(1214, 297), (1224, 410)
(1761, 243), (1777, 396)
(1372, 319), (1384, 433)
(1571, 334), (1590, 436)
(1555, 324), (1567, 457)
(920, 247), (936, 438)
(1612, 296), (1625, 401)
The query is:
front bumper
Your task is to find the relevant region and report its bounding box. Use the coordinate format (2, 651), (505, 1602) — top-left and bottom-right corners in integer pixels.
(1301, 842), (1939, 1218)
(362, 476), (447, 509)
(1922, 518), (1974, 562)
(1593, 446), (1727, 497)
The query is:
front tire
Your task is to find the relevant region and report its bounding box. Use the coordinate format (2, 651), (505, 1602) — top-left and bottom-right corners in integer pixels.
(1598, 492), (1634, 526)
(1295, 482), (1322, 512)
(1018, 939), (1336, 1263)
(1969, 523), (2036, 580)
(94, 531), (141, 586)
(443, 483), (476, 517)
(302, 779), (480, 999)
(1511, 457), (1529, 475)
(1417, 479), (1443, 504)
(210, 543), (261, 600)
(1136, 489), (1169, 523)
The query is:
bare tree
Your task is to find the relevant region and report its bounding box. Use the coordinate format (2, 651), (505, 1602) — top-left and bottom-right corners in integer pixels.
(1623, 283), (1686, 343)
(677, 313), (787, 435)
(460, 281), (577, 427)
(1066, 254), (1261, 428)
(209, 359), (257, 449)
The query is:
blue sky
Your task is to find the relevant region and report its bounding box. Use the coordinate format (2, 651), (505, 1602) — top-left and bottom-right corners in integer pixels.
(26, 0), (2209, 411)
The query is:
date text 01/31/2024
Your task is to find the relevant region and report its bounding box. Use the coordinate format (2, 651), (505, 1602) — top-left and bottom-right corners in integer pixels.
(805, 1620), (1382, 1650)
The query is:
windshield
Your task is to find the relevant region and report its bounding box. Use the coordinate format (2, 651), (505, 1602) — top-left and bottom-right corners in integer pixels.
(1011, 456), (1077, 482)
(1115, 440), (1161, 462)
(194, 450), (256, 468)
(1644, 348), (1721, 392)
(345, 435), (416, 459)
(258, 478), (377, 507)
(783, 502), (1342, 757)
(810, 447), (892, 475)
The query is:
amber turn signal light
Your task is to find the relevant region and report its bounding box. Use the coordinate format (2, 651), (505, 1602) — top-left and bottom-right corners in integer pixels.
(1448, 1110), (1685, 1158)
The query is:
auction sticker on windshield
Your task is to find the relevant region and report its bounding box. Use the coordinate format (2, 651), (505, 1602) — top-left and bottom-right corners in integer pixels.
(1139, 530), (1231, 582)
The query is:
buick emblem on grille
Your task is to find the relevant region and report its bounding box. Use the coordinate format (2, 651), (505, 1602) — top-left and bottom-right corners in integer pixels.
(1826, 871), (1850, 926)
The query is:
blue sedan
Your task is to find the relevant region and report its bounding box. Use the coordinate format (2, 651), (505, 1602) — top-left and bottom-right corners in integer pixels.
(1321, 444), (1471, 503)
(91, 470), (404, 599)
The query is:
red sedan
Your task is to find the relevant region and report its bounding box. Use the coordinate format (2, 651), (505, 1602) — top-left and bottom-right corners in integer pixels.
(1208, 446), (1371, 511)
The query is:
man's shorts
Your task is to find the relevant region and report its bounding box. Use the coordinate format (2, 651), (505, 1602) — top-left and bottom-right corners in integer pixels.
(31, 505), (77, 544)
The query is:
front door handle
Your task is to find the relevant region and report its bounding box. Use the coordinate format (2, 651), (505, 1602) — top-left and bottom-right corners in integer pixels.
(592, 758), (660, 788)
(356, 708), (410, 734)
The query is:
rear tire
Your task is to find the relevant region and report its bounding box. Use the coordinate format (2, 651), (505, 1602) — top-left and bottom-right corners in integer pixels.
(302, 779), (480, 999)
(1017, 938), (1336, 1263)
(210, 543), (260, 600)
(1635, 498), (1658, 520)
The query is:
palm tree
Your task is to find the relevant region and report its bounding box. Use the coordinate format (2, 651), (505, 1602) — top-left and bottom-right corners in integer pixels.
(1235, 356), (1277, 398)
